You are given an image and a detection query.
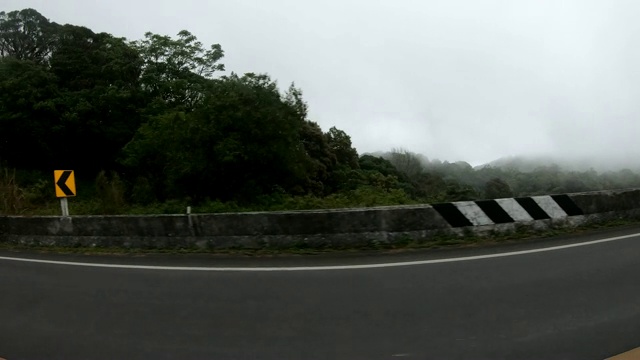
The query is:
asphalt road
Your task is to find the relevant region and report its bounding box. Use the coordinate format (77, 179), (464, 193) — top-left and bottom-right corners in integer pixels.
(1, 226), (640, 359)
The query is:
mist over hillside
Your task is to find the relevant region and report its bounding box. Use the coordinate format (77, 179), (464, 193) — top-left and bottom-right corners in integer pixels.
(368, 149), (640, 173)
(479, 155), (640, 173)
(367, 149), (640, 200)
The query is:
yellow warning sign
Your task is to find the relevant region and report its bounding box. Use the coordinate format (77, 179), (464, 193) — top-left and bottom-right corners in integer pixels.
(54, 170), (76, 197)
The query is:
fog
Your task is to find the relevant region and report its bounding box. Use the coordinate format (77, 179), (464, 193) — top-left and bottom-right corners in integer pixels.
(5, 0), (640, 168)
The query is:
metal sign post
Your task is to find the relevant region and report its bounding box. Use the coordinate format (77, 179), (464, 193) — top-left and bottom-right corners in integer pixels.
(60, 197), (69, 217)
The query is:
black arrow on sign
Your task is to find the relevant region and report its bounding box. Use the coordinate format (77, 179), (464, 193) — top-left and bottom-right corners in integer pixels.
(56, 170), (75, 196)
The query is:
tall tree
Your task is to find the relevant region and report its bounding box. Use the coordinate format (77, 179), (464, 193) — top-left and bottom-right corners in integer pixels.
(284, 82), (308, 120)
(51, 25), (142, 91)
(48, 25), (144, 173)
(326, 127), (359, 169)
(133, 30), (224, 113)
(299, 120), (337, 194)
(0, 8), (59, 64)
(323, 126), (360, 192)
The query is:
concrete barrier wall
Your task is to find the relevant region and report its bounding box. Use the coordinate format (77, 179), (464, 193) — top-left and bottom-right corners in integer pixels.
(1, 188), (640, 250)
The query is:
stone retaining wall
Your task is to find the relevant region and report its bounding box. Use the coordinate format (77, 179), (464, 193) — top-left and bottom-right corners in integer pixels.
(1, 189), (639, 250)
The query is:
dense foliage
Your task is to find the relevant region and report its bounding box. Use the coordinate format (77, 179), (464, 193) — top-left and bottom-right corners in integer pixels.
(2, 8), (640, 215)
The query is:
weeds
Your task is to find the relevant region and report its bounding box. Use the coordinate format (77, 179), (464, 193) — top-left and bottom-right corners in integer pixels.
(95, 171), (126, 215)
(0, 167), (26, 215)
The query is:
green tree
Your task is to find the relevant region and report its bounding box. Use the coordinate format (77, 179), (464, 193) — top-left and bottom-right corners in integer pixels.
(323, 126), (360, 192)
(326, 127), (359, 169)
(122, 73), (309, 202)
(409, 172), (450, 202)
(48, 25), (144, 173)
(357, 155), (413, 194)
(0, 8), (59, 64)
(133, 30), (224, 113)
(378, 150), (456, 202)
(299, 120), (337, 194)
(0, 57), (58, 169)
(387, 149), (424, 181)
(51, 25), (142, 91)
(0, 19), (145, 175)
(483, 177), (514, 199)
(284, 82), (308, 120)
(359, 155), (403, 179)
(446, 181), (479, 201)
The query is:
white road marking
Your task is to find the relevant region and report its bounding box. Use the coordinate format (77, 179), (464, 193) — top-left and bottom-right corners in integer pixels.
(0, 232), (638, 272)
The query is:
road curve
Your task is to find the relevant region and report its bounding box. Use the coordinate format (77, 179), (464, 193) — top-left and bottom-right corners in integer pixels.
(1, 226), (640, 359)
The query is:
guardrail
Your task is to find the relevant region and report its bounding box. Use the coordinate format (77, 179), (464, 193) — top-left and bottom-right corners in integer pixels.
(1, 189), (640, 250)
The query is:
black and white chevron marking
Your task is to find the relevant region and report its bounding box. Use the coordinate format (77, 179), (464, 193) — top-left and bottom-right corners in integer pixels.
(433, 195), (584, 228)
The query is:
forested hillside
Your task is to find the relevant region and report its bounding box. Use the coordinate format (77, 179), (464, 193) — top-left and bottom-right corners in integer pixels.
(2, 8), (639, 215)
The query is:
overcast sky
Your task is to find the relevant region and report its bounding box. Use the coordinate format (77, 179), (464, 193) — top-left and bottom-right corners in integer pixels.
(4, 0), (640, 166)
